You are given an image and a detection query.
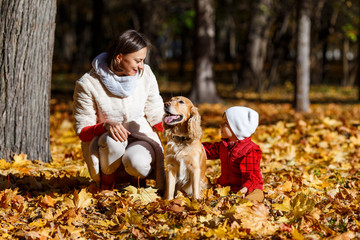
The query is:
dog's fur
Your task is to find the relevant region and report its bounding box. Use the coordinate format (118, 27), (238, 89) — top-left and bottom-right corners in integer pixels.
(163, 96), (210, 200)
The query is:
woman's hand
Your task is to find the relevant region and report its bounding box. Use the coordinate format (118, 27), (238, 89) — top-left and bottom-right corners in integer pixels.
(103, 121), (130, 142)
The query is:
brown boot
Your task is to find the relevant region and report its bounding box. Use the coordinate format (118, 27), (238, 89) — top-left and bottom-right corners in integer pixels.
(100, 172), (116, 190)
(114, 165), (131, 184)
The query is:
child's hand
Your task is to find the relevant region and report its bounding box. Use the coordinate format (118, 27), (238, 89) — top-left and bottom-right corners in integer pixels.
(239, 187), (248, 198)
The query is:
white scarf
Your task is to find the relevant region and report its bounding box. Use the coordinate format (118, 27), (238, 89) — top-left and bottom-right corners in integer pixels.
(92, 52), (138, 98)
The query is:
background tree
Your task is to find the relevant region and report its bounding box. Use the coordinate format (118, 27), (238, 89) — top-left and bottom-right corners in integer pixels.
(267, 0), (292, 90)
(51, 0), (360, 104)
(91, 0), (104, 60)
(310, 0), (334, 85)
(358, 0), (360, 101)
(0, 0), (57, 162)
(237, 0), (273, 93)
(190, 0), (220, 103)
(294, 0), (311, 112)
(358, 36), (360, 101)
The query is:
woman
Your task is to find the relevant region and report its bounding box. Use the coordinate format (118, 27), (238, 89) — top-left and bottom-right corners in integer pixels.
(73, 30), (165, 191)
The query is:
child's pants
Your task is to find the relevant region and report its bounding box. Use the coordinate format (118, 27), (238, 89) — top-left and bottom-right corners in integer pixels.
(90, 132), (155, 178)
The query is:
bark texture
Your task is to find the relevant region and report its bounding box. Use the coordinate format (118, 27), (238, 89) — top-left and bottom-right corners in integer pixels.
(0, 0), (56, 162)
(295, 0), (311, 112)
(238, 0), (272, 92)
(190, 0), (220, 104)
(358, 0), (360, 101)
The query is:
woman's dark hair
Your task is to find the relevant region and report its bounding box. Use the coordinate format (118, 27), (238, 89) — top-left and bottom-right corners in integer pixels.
(107, 30), (150, 72)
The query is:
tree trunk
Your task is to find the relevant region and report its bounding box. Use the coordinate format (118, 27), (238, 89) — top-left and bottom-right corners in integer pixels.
(190, 0), (220, 103)
(268, 11), (291, 90)
(0, 0), (56, 162)
(56, 1), (77, 63)
(237, 0), (272, 93)
(179, 26), (187, 77)
(358, 59), (360, 101)
(311, 0), (326, 85)
(358, 10), (360, 101)
(215, 0), (236, 63)
(342, 37), (350, 86)
(295, 0), (311, 112)
(91, 0), (104, 59)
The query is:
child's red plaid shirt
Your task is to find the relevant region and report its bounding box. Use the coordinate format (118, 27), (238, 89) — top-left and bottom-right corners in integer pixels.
(203, 137), (263, 193)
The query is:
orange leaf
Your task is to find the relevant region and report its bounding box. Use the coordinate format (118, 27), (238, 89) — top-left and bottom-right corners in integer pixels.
(170, 204), (185, 213)
(41, 195), (56, 207)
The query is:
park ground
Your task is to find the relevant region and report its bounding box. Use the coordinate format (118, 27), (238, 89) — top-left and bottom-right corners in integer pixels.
(0, 84), (359, 239)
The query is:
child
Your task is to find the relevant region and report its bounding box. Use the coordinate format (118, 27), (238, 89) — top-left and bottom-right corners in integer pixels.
(203, 106), (264, 202)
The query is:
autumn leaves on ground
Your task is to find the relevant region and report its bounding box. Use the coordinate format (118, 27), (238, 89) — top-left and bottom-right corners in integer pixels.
(1, 89), (360, 239)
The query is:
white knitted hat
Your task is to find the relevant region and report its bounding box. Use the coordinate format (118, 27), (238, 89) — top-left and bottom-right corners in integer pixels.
(225, 106), (259, 140)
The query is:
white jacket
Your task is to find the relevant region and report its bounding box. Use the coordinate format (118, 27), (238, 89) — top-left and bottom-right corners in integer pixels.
(73, 64), (165, 190)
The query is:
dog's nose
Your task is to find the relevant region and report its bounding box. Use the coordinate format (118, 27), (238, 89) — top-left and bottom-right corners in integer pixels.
(164, 102), (170, 110)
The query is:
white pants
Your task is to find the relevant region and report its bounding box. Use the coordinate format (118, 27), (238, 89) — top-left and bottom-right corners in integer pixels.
(90, 132), (155, 178)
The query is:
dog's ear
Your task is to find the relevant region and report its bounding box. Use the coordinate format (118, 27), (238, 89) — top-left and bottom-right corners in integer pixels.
(188, 106), (202, 139)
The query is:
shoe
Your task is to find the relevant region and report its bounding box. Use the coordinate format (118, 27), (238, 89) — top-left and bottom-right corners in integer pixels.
(100, 172), (116, 190)
(115, 165), (131, 184)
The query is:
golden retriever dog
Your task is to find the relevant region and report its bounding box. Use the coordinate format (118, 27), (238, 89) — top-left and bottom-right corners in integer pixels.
(163, 96), (210, 200)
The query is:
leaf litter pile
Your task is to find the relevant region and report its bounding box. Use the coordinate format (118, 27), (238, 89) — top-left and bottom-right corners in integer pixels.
(0, 99), (360, 239)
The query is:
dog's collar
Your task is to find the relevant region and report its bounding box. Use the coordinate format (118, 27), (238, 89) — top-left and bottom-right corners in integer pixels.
(172, 135), (191, 142)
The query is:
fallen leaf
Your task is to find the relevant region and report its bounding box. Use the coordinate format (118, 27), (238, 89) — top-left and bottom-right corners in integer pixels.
(124, 186), (159, 205)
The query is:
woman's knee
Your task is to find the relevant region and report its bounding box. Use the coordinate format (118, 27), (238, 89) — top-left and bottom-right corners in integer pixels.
(98, 132), (126, 149)
(122, 142), (155, 178)
(98, 132), (127, 174)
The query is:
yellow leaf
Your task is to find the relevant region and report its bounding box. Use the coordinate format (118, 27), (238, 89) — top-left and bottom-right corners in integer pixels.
(78, 166), (91, 178)
(354, 218), (360, 226)
(153, 212), (169, 222)
(12, 153), (32, 167)
(63, 197), (76, 208)
(29, 218), (47, 228)
(44, 208), (54, 221)
(203, 188), (214, 199)
(292, 228), (305, 240)
(204, 229), (215, 238)
(124, 186), (159, 205)
(59, 119), (74, 131)
(124, 209), (143, 225)
(235, 203), (277, 235)
(124, 185), (138, 194)
(322, 117), (342, 128)
(203, 204), (214, 214)
(216, 186), (231, 197)
(199, 214), (213, 223)
(98, 219), (117, 228)
(272, 197), (291, 212)
(74, 189), (93, 208)
(277, 216), (290, 223)
(207, 220), (227, 239)
(0, 159), (11, 170)
(213, 226), (227, 239)
(350, 134), (360, 146)
(282, 181), (293, 192)
(290, 192), (315, 220)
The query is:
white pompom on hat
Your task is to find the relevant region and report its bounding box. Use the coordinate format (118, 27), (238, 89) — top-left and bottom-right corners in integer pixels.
(225, 106), (259, 140)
